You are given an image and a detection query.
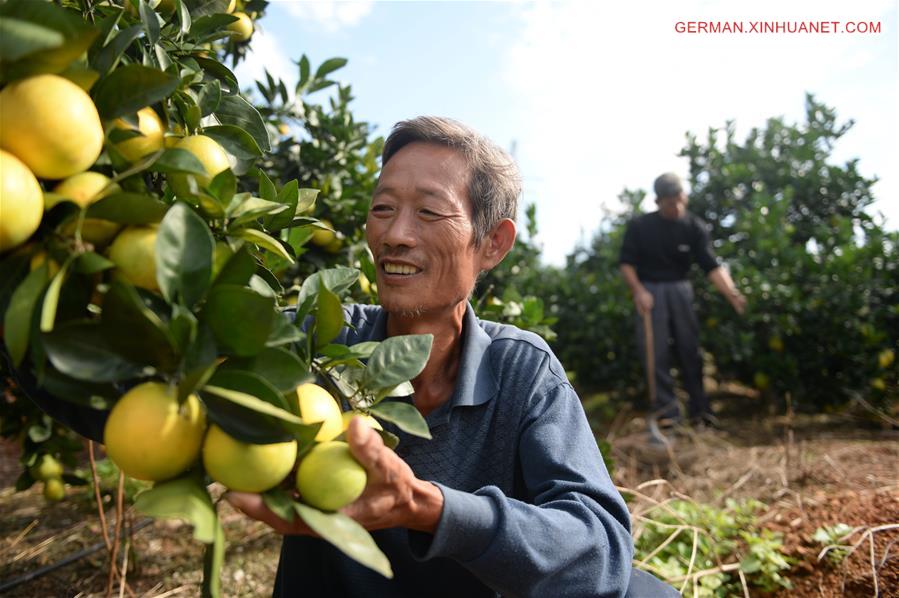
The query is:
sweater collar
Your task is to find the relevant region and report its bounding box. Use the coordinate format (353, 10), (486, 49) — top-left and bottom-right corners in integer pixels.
(375, 303), (498, 411)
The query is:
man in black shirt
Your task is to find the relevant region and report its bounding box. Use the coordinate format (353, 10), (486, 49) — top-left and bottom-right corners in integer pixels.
(619, 173), (745, 428)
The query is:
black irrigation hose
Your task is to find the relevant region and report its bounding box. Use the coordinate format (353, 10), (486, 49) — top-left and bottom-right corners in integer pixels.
(0, 518), (154, 594)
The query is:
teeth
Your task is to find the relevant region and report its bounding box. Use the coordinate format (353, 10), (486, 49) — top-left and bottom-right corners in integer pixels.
(383, 263), (419, 275)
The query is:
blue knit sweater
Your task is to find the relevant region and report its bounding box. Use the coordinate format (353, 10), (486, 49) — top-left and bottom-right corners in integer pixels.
(274, 304), (633, 597)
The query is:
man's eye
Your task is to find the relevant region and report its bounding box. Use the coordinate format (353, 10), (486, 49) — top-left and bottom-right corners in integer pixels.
(371, 205), (392, 213)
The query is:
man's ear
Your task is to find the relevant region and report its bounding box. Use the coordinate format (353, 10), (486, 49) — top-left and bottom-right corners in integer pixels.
(479, 218), (517, 271)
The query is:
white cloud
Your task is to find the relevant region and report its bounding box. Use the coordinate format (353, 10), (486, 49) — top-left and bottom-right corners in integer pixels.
(274, 0), (374, 33)
(233, 26), (298, 95)
(503, 0), (897, 264)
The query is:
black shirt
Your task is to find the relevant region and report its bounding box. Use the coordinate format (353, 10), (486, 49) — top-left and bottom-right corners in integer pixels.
(618, 211), (719, 282)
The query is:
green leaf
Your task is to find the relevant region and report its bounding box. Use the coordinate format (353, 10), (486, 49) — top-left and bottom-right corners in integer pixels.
(265, 180), (298, 230)
(198, 79), (222, 116)
(369, 401), (431, 439)
(214, 94), (271, 153)
(92, 24), (143, 76)
(266, 314), (305, 347)
(297, 267), (359, 308)
(203, 384), (301, 424)
(320, 342), (378, 363)
(177, 0), (192, 35)
(293, 503), (392, 579)
(39, 366), (116, 409)
(314, 57), (347, 79)
(178, 359), (218, 404)
(315, 289), (344, 349)
(258, 170), (277, 202)
(0, 18), (64, 62)
(138, 0), (160, 45)
(363, 335), (433, 391)
(236, 229), (294, 263)
(213, 245), (256, 287)
(39, 258), (71, 332)
(195, 56), (238, 94)
(153, 148), (208, 176)
(42, 321), (145, 382)
(134, 477), (218, 543)
(201, 516), (225, 598)
(297, 55), (310, 89)
(75, 252), (115, 274)
(189, 12), (236, 38)
(86, 192), (168, 224)
(0, 1), (98, 81)
(188, 0), (231, 19)
(204, 285), (275, 356)
(102, 281), (178, 372)
(202, 124), (262, 160)
(155, 202), (214, 307)
(295, 188), (318, 215)
(262, 489), (297, 523)
(3, 266), (49, 366)
(91, 64), (179, 119)
(230, 197), (288, 229)
(223, 347), (309, 393)
(209, 171), (237, 206)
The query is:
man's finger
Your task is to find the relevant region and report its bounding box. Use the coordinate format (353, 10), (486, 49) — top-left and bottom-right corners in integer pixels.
(346, 416), (386, 472)
(225, 491), (300, 534)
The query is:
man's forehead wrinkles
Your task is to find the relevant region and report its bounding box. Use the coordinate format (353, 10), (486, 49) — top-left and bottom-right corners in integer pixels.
(373, 183), (453, 202)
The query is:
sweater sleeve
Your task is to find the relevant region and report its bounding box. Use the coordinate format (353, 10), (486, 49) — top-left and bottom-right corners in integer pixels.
(409, 383), (634, 597)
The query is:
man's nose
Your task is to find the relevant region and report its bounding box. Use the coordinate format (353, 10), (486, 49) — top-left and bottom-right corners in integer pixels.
(382, 210), (418, 248)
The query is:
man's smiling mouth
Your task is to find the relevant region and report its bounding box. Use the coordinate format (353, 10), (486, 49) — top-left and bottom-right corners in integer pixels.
(382, 262), (422, 275)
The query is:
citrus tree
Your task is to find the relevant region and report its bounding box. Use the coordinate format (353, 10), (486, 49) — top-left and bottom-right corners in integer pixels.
(0, 0), (433, 594)
(513, 98), (896, 414)
(683, 96), (898, 410)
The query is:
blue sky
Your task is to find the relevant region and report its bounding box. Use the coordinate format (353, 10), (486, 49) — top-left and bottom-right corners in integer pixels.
(238, 0), (898, 265)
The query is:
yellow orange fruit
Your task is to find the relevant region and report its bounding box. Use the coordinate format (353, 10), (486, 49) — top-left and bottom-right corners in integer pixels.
(0, 150), (43, 252)
(0, 74), (103, 179)
(111, 107), (165, 162)
(296, 383), (343, 441)
(310, 220), (336, 247)
(227, 12), (253, 42)
(340, 411), (383, 433)
(103, 382), (206, 481)
(169, 135), (230, 197)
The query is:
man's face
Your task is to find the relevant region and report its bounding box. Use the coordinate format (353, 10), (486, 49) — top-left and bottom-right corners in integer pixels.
(366, 142), (484, 317)
(657, 192), (688, 220)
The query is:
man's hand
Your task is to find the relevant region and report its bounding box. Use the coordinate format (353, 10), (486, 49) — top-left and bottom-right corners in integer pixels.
(343, 417), (443, 533)
(226, 417), (444, 535)
(633, 288), (654, 316)
(728, 291), (747, 315)
(225, 491), (314, 535)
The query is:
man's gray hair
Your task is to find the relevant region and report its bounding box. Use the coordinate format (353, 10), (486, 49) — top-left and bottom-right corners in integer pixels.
(381, 116), (521, 246)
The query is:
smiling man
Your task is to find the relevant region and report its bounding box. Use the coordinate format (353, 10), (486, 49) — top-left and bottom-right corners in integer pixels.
(228, 117), (675, 597)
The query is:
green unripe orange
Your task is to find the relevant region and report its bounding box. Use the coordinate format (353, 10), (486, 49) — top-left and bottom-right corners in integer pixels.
(43, 478), (65, 501)
(296, 441), (367, 511)
(108, 226), (160, 291)
(202, 424), (297, 492)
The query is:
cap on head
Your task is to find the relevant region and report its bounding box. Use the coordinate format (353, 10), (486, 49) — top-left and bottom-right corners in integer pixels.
(653, 172), (684, 199)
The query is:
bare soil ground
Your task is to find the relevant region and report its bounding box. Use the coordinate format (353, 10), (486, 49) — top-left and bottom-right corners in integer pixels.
(1, 395), (897, 597)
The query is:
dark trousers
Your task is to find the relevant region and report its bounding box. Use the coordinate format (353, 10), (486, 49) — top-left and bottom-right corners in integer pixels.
(635, 280), (708, 421)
